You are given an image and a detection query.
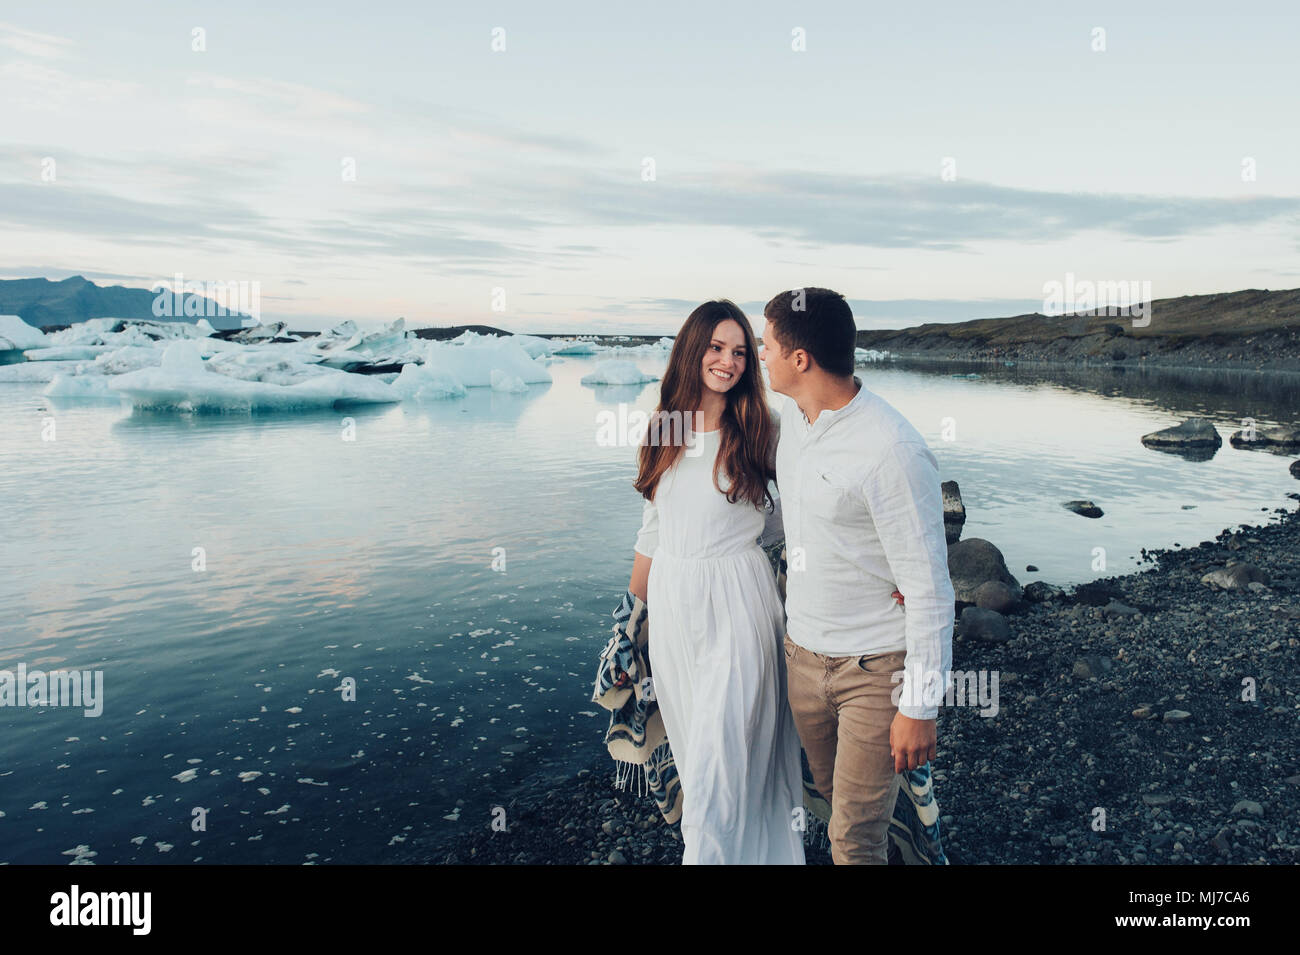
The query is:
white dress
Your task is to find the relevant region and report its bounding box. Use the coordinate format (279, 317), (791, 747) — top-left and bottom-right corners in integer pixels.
(634, 427), (805, 865)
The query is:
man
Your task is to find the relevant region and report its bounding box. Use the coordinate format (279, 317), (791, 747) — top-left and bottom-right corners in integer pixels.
(760, 287), (955, 865)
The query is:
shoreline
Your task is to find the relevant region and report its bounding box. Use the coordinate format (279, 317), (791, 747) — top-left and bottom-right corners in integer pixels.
(424, 498), (1300, 865)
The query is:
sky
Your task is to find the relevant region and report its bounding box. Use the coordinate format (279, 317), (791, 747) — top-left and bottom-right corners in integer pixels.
(1, 1), (1298, 334)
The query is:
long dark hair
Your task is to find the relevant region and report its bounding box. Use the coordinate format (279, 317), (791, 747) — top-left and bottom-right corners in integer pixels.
(634, 300), (775, 510)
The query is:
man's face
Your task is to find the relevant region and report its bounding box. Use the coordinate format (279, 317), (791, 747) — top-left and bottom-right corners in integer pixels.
(760, 322), (795, 396)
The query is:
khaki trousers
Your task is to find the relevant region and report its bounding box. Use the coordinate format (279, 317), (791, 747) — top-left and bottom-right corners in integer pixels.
(784, 633), (905, 865)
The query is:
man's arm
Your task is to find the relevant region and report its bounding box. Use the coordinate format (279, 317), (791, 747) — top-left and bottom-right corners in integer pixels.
(858, 440), (956, 767)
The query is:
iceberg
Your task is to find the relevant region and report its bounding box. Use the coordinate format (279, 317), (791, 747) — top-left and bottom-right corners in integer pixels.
(580, 360), (660, 386)
(490, 369), (529, 393)
(0, 315), (48, 351)
(107, 340), (399, 412)
(390, 363), (468, 401)
(552, 340), (601, 356)
(420, 334), (551, 388)
(1, 360), (85, 383)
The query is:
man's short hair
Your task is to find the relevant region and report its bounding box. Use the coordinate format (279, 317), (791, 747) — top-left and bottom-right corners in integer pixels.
(762, 287), (856, 377)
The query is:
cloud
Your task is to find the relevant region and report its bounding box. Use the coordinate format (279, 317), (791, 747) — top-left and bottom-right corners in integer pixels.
(0, 21), (73, 58)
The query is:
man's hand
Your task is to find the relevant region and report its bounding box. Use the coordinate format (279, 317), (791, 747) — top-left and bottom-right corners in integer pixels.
(889, 711), (936, 773)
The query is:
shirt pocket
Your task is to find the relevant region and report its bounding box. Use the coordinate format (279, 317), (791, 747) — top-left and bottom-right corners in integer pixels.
(805, 466), (856, 520)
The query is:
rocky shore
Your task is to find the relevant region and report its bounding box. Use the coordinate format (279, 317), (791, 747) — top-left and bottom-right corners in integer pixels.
(432, 490), (1300, 865)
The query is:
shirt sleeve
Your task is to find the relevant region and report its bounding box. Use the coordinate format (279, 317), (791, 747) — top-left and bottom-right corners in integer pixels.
(858, 440), (955, 720)
(633, 494), (659, 558)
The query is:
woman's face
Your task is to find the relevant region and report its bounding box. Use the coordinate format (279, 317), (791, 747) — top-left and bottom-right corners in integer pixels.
(700, 318), (747, 396)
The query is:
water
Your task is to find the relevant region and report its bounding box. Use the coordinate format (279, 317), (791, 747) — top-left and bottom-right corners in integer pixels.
(1, 354), (1296, 863)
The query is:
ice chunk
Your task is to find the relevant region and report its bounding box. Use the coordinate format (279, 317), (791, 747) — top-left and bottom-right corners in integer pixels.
(552, 340), (601, 355)
(24, 346), (113, 361)
(390, 363), (467, 400)
(109, 340), (399, 412)
(0, 315), (48, 351)
(509, 334), (561, 359)
(420, 335), (550, 387)
(0, 360), (84, 383)
(490, 369), (528, 393)
(45, 374), (120, 399)
(580, 360), (660, 386)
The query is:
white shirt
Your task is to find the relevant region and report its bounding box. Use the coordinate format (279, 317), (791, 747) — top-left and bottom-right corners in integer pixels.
(776, 377), (954, 720)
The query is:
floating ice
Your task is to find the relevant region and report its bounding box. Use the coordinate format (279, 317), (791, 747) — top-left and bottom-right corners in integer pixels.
(172, 768), (198, 783)
(490, 369), (528, 393)
(551, 339), (601, 355)
(855, 347), (890, 362)
(421, 334), (550, 388)
(0, 360), (83, 383)
(0, 315), (47, 350)
(580, 360), (660, 386)
(389, 363), (467, 401)
(108, 340), (400, 412)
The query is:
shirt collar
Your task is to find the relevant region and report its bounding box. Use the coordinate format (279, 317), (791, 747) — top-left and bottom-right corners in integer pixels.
(799, 376), (866, 430)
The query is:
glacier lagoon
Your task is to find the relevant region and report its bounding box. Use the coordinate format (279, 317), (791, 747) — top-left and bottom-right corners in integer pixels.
(1, 333), (1297, 863)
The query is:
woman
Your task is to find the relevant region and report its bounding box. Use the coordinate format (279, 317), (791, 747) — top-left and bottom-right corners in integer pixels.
(627, 300), (805, 865)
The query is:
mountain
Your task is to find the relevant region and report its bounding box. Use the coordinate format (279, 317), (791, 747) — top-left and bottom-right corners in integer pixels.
(0, 276), (252, 331)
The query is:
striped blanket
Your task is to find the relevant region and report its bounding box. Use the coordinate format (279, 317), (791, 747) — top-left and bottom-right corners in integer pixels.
(592, 542), (948, 863)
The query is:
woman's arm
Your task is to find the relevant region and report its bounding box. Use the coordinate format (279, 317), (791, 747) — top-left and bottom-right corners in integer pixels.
(629, 494), (659, 602)
(628, 551), (652, 602)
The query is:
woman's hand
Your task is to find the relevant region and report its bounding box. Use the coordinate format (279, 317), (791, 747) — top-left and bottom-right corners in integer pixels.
(892, 590), (905, 606)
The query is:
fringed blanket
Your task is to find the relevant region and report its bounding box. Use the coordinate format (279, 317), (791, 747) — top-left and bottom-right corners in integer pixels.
(593, 542), (948, 863)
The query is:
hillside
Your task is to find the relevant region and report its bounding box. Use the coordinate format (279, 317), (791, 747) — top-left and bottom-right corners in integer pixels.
(855, 288), (1300, 370)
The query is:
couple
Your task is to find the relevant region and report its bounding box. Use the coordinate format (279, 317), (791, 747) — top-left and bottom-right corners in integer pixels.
(627, 288), (955, 865)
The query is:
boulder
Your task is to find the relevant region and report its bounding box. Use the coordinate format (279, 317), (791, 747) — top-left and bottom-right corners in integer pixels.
(1063, 499), (1104, 518)
(974, 580), (1020, 613)
(1024, 581), (1064, 603)
(947, 538), (1022, 604)
(941, 480), (966, 544)
(1291, 459), (1300, 479)
(1228, 426), (1300, 451)
(1140, 417), (1222, 451)
(1200, 563), (1270, 591)
(958, 606), (1011, 643)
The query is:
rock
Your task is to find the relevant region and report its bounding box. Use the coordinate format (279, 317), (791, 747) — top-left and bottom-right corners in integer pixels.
(1200, 564), (1270, 590)
(958, 606), (1011, 643)
(1291, 459), (1300, 479)
(1228, 426), (1300, 450)
(1231, 799), (1263, 817)
(1049, 835), (1067, 847)
(1025, 564), (1038, 572)
(975, 580), (1020, 613)
(1100, 598), (1140, 618)
(1210, 830), (1231, 855)
(1063, 500), (1104, 518)
(947, 538), (1022, 604)
(1131, 704), (1156, 719)
(601, 820), (614, 835)
(608, 849), (628, 865)
(942, 480), (966, 544)
(1072, 654), (1114, 679)
(1024, 581), (1064, 603)
(1141, 417), (1223, 449)
(1161, 709), (1192, 724)
(1142, 794), (1175, 806)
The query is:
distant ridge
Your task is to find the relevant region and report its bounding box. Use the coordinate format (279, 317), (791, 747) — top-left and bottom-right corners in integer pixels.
(853, 288), (1300, 369)
(0, 276), (251, 331)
